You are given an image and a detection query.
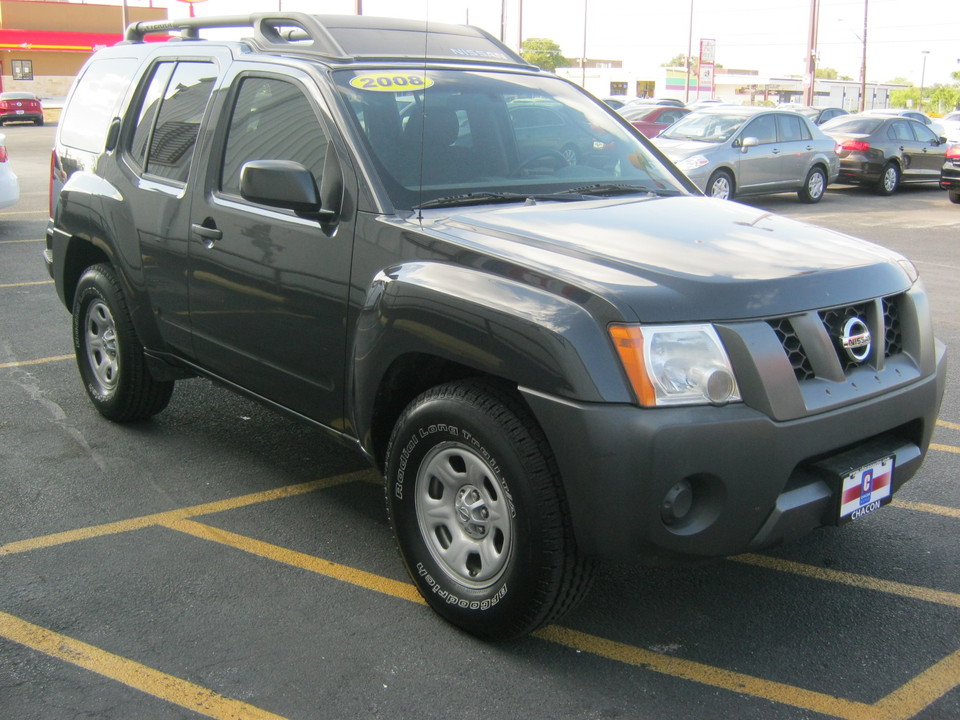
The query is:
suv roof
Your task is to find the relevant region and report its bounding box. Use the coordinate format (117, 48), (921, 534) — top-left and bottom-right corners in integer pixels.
(123, 13), (531, 68)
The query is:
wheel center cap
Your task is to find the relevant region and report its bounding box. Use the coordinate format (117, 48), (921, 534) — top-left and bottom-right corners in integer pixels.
(455, 485), (489, 539)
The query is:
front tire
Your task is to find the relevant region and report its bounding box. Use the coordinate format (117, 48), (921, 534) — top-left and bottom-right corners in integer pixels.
(385, 380), (593, 640)
(798, 166), (826, 203)
(706, 169), (734, 200)
(72, 264), (174, 422)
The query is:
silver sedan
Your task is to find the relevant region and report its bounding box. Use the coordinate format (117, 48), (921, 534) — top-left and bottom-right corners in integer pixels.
(652, 107), (839, 203)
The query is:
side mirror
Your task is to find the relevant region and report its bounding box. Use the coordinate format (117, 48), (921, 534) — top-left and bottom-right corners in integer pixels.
(240, 160), (333, 220)
(740, 136), (759, 153)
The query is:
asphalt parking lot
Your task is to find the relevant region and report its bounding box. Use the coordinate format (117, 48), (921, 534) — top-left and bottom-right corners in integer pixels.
(1, 122), (958, 720)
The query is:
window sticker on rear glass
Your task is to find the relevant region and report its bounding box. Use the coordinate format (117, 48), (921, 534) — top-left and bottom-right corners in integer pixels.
(349, 72), (433, 92)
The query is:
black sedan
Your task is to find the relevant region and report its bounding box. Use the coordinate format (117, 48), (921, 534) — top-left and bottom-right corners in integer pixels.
(821, 114), (948, 195)
(941, 143), (960, 204)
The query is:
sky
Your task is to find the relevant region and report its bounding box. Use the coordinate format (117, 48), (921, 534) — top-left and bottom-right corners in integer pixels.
(118, 0), (958, 88)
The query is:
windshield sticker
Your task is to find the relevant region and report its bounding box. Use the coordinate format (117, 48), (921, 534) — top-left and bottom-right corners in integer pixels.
(350, 72), (434, 92)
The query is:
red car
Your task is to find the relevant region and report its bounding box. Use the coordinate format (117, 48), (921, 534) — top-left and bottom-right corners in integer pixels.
(0, 92), (43, 126)
(619, 104), (689, 138)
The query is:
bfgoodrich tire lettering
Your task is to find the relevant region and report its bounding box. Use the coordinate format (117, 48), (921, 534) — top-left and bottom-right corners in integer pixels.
(72, 263), (174, 422)
(385, 380), (593, 640)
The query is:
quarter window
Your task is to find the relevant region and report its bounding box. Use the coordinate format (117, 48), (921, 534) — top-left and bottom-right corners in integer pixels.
(60, 57), (139, 152)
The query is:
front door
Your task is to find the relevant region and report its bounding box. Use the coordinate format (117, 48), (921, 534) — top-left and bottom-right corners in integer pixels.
(188, 70), (354, 427)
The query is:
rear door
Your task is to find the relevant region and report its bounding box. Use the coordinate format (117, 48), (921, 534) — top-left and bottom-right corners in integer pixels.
(187, 67), (356, 426)
(775, 112), (814, 187)
(736, 113), (782, 192)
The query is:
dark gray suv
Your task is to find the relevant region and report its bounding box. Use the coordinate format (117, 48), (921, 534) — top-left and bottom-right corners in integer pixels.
(46, 13), (946, 640)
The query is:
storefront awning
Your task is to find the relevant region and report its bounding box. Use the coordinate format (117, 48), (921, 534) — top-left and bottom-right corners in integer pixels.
(0, 28), (167, 52)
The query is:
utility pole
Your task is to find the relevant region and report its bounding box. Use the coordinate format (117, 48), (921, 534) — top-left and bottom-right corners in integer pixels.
(685, 0), (693, 104)
(859, 0), (867, 111)
(803, 0), (820, 106)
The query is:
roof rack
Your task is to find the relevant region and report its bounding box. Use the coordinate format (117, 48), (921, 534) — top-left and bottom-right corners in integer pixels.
(123, 13), (532, 68)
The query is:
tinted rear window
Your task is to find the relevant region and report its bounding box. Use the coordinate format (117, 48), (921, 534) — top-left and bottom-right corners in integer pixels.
(61, 57), (139, 152)
(821, 116), (883, 134)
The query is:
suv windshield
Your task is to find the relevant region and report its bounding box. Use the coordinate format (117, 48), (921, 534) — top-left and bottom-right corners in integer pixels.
(658, 112), (748, 143)
(333, 68), (688, 209)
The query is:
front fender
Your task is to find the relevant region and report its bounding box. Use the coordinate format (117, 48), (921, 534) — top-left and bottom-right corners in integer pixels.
(351, 260), (634, 446)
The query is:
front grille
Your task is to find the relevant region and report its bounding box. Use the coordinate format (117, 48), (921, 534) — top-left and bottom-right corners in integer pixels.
(771, 317), (814, 381)
(768, 294), (903, 383)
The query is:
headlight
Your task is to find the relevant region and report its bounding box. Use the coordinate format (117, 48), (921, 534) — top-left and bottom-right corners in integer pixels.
(609, 324), (741, 407)
(676, 154), (710, 172)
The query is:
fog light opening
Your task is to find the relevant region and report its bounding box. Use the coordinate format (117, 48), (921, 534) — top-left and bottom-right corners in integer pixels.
(661, 479), (694, 525)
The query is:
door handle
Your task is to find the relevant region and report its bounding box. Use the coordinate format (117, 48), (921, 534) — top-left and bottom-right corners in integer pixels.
(191, 222), (223, 248)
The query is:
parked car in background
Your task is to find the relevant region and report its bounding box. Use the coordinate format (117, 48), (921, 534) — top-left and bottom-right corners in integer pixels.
(0, 92), (43, 126)
(783, 104), (848, 125)
(937, 111), (960, 143)
(820, 113), (948, 195)
(618, 103), (690, 137)
(508, 99), (615, 168)
(629, 97), (686, 108)
(653, 106), (839, 202)
(862, 108), (944, 139)
(0, 134), (20, 209)
(600, 96), (630, 109)
(940, 142), (960, 203)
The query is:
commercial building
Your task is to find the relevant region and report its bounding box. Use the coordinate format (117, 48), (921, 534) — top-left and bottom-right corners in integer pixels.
(0, 0), (167, 97)
(557, 64), (908, 110)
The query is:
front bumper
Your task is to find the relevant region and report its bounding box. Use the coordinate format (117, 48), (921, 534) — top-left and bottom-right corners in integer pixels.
(521, 339), (946, 563)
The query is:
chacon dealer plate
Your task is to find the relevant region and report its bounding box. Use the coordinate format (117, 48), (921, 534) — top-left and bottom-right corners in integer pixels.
(839, 456), (894, 523)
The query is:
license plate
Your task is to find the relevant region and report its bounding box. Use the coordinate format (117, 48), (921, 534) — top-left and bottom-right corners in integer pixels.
(15, 110), (24, 114)
(839, 456), (893, 523)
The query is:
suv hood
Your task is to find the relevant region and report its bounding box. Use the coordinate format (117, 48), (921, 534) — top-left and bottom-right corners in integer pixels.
(430, 196), (911, 323)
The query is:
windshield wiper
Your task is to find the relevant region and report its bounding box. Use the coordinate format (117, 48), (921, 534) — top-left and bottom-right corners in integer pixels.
(559, 183), (678, 198)
(416, 191), (594, 209)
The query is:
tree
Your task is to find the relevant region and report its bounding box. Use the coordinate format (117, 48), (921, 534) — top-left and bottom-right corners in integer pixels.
(815, 67), (853, 81)
(521, 38), (569, 72)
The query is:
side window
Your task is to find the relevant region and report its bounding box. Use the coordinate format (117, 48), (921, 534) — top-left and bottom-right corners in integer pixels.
(221, 77), (329, 198)
(776, 114), (806, 142)
(888, 121), (914, 142)
(130, 62), (175, 168)
(60, 57), (139, 152)
(743, 114), (778, 144)
(910, 122), (937, 143)
(142, 62), (216, 183)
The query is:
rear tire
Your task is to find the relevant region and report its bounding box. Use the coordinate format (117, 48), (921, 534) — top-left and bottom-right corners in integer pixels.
(72, 264), (174, 422)
(798, 166), (826, 203)
(948, 190), (960, 204)
(385, 379), (593, 640)
(875, 162), (899, 196)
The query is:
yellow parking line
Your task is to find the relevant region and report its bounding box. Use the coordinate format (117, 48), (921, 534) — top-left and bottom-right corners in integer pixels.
(730, 554), (960, 608)
(930, 442), (960, 455)
(936, 419), (960, 432)
(538, 625), (959, 720)
(0, 237), (45, 243)
(160, 520), (958, 720)
(162, 518), (424, 605)
(0, 353), (73, 369)
(0, 471), (374, 556)
(891, 498), (960, 519)
(0, 279), (54, 288)
(0, 610), (287, 720)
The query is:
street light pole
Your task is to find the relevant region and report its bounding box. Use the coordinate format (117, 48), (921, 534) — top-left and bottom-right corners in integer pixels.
(685, 0), (693, 104)
(919, 50), (929, 112)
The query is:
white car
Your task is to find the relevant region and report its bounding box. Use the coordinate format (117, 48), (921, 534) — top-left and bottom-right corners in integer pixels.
(938, 111), (960, 143)
(0, 133), (19, 209)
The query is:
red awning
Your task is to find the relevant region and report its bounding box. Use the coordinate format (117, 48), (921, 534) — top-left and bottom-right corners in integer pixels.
(0, 28), (167, 52)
